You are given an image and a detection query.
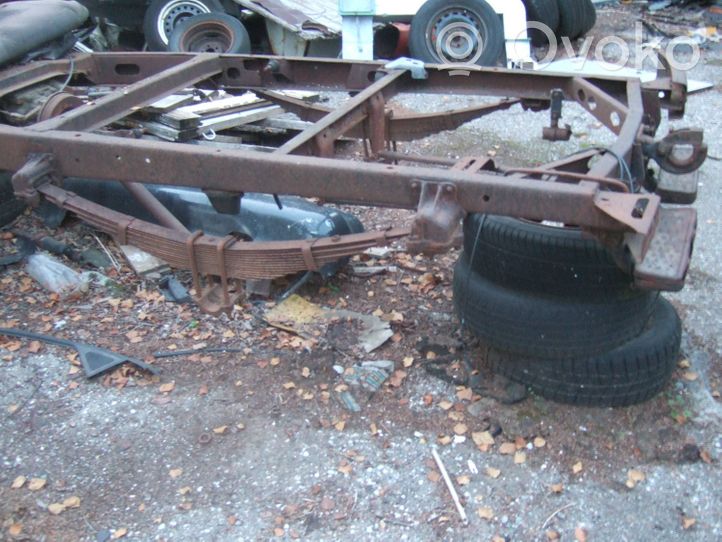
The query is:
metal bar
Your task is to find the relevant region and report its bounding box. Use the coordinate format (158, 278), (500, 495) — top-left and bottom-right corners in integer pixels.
(274, 70), (406, 156)
(0, 124), (655, 233)
(122, 182), (189, 233)
(30, 54), (224, 132)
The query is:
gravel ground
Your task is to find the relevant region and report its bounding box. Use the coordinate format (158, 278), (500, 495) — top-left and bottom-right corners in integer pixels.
(1, 8), (721, 542)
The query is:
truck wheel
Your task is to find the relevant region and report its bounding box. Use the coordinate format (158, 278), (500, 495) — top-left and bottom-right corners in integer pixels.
(522, 0), (560, 46)
(409, 0), (504, 67)
(143, 0), (224, 51)
(169, 13), (251, 53)
(453, 253), (658, 359)
(489, 297), (681, 407)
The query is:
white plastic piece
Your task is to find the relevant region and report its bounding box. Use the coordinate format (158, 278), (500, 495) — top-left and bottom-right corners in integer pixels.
(25, 253), (89, 298)
(342, 15), (374, 60)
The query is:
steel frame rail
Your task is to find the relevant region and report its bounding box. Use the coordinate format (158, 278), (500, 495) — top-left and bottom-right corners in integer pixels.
(0, 52), (705, 312)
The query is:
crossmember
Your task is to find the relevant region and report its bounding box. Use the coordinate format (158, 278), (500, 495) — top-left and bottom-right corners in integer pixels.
(0, 52), (706, 312)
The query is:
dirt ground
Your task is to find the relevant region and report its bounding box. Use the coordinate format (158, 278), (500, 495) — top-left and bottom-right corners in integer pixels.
(1, 7), (721, 542)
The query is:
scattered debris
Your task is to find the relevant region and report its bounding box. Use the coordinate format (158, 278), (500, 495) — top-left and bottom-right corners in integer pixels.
(265, 295), (394, 353)
(0, 327), (159, 378)
(25, 253), (89, 298)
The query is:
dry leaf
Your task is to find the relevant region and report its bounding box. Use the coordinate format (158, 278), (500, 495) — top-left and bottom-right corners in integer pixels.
(27, 341), (42, 353)
(7, 404), (19, 414)
(534, 437), (547, 448)
(63, 496), (81, 508)
(370, 423), (378, 436)
(8, 524), (22, 536)
(198, 384), (209, 396)
(678, 359), (691, 369)
(178, 487), (191, 495)
(282, 381), (296, 390)
(227, 515), (237, 526)
(48, 503), (65, 515)
(112, 527), (128, 539)
(486, 467), (501, 479)
(477, 507), (494, 520)
(10, 476), (26, 489)
(28, 478), (46, 491)
(700, 450), (712, 464)
(499, 442), (516, 455)
(456, 387), (473, 401)
(213, 425), (228, 435)
(236, 422), (245, 431)
(438, 400), (454, 411)
(427, 470), (441, 483)
(575, 526), (588, 542)
(683, 371), (699, 382)
(550, 483), (564, 494)
(514, 451), (527, 464)
(453, 423), (468, 435)
(301, 367), (311, 378)
(334, 421), (346, 431)
(682, 517), (696, 530)
(337, 462), (353, 475)
(546, 530), (560, 541)
(274, 527), (285, 537)
(159, 382), (175, 394)
(456, 475), (471, 485)
(473, 431), (495, 447)
(628, 469), (645, 482)
(403, 356), (414, 368)
(572, 461), (583, 474)
(437, 435), (452, 446)
(169, 468), (183, 479)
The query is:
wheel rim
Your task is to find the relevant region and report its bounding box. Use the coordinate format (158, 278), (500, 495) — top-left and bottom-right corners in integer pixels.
(426, 7), (488, 64)
(179, 21), (234, 53)
(156, 0), (213, 45)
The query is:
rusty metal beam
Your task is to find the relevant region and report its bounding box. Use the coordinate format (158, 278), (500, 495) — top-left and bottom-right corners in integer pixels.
(0, 124), (657, 234)
(275, 70), (406, 156)
(30, 54), (224, 132)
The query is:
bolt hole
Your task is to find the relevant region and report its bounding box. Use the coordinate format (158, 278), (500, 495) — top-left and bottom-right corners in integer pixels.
(577, 89), (586, 102)
(482, 195), (490, 202)
(114, 63), (140, 76)
(227, 67), (240, 79)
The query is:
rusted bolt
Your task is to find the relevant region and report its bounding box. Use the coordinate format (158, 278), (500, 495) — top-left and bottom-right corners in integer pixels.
(331, 235), (341, 242)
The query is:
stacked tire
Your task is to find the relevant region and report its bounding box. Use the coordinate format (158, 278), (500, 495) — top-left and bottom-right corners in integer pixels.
(523, 0), (597, 45)
(453, 215), (682, 407)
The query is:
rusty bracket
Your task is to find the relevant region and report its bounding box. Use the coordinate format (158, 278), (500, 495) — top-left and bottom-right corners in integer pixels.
(542, 89), (572, 142)
(408, 181), (465, 255)
(642, 128), (708, 175)
(11, 153), (59, 207)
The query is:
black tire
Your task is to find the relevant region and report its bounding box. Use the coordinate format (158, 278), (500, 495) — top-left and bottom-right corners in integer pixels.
(0, 171), (26, 227)
(556, 0), (587, 40)
(409, 0), (504, 67)
(522, 0), (560, 46)
(577, 0), (597, 38)
(453, 254), (658, 359)
(462, 214), (635, 298)
(489, 297), (681, 407)
(169, 13), (251, 54)
(143, 0), (224, 51)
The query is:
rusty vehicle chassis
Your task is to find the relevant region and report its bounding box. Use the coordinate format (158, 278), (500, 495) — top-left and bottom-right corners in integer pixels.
(0, 52), (705, 313)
